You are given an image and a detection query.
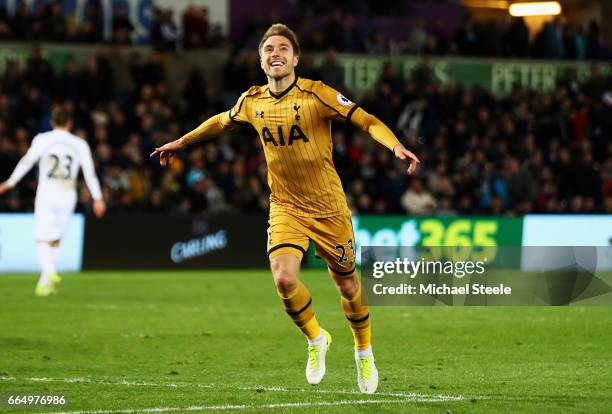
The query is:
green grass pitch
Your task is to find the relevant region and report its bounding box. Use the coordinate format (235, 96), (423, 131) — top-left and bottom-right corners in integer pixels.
(0, 270), (611, 413)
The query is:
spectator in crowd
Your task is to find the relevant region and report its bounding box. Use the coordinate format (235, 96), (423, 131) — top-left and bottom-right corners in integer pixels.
(112, 3), (134, 45)
(586, 20), (601, 60)
(454, 17), (478, 56)
(28, 1), (47, 41)
(504, 17), (529, 58)
(75, 0), (104, 43)
(150, 8), (178, 52)
(47, 1), (67, 41)
(319, 50), (344, 90)
(10, 2), (30, 40)
(2, 60), (23, 96)
(323, 8), (347, 52)
(401, 178), (437, 215)
(182, 5), (209, 49)
(542, 18), (565, 59)
(505, 157), (536, 213)
(366, 30), (388, 54)
(404, 18), (428, 55)
(24, 47), (54, 92)
(0, 5), (11, 40)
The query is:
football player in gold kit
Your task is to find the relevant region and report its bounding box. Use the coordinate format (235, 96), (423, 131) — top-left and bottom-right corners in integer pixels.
(152, 24), (419, 393)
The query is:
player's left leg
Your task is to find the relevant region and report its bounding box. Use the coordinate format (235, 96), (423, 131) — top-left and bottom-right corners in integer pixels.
(49, 239), (62, 285)
(48, 204), (73, 285)
(329, 271), (371, 351)
(35, 240), (58, 297)
(329, 269), (378, 394)
(313, 212), (378, 393)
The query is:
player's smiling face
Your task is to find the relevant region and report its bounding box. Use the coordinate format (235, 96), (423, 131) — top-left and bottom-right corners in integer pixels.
(260, 35), (298, 80)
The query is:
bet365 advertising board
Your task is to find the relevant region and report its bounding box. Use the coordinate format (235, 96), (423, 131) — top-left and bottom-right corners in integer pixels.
(308, 216), (524, 268)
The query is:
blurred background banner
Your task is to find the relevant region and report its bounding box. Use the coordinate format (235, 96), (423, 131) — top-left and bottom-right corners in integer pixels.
(521, 215), (612, 270)
(1, 213), (610, 272)
(81, 213), (268, 269)
(0, 213), (84, 272)
(329, 55), (612, 94)
(522, 214), (612, 245)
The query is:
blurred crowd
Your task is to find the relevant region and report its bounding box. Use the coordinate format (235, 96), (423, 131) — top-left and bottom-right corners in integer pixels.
(0, 47), (270, 217)
(450, 16), (609, 60)
(1, 1), (610, 61)
(0, 0), (225, 49)
(0, 47), (610, 217)
(235, 3), (610, 61)
(342, 60), (612, 215)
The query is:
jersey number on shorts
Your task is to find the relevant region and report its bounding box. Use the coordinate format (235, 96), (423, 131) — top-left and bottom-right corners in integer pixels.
(48, 154), (73, 180)
(335, 239), (355, 263)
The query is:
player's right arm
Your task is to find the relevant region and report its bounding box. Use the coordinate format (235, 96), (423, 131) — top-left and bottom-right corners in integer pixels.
(312, 81), (420, 175)
(0, 136), (43, 194)
(79, 141), (106, 218)
(150, 113), (231, 166)
(151, 91), (252, 166)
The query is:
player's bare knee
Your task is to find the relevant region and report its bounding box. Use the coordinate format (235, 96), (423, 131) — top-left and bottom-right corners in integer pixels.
(273, 269), (298, 293)
(271, 259), (298, 292)
(335, 274), (359, 299)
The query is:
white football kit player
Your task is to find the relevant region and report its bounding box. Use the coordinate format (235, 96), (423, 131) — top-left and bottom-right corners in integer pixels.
(3, 128), (103, 295)
(7, 129), (103, 240)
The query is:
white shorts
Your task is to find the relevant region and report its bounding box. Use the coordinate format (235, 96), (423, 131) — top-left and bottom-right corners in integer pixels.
(35, 203), (76, 242)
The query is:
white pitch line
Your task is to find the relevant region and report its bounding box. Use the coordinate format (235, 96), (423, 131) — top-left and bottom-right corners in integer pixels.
(3, 376), (467, 401)
(229, 384), (463, 400)
(44, 398), (451, 414)
(83, 304), (159, 311)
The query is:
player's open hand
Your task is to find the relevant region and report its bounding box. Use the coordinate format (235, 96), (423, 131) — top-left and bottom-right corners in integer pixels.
(0, 181), (14, 195)
(393, 144), (420, 175)
(93, 199), (107, 218)
(150, 139), (185, 166)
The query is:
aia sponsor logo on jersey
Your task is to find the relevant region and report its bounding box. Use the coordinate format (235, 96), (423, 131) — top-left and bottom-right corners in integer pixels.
(261, 125), (309, 146)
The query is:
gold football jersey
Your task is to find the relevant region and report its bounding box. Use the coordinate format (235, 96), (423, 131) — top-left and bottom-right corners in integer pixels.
(226, 77), (360, 218)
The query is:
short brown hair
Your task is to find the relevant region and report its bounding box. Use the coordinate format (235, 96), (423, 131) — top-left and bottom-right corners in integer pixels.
(51, 108), (71, 126)
(259, 23), (300, 56)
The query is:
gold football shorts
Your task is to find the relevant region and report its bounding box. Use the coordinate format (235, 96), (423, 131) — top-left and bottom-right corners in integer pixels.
(267, 210), (356, 276)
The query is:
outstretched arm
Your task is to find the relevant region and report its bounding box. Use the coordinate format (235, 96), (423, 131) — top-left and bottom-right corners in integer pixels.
(309, 81), (420, 174)
(0, 182), (13, 195)
(150, 112), (233, 166)
(350, 107), (420, 174)
(0, 138), (42, 194)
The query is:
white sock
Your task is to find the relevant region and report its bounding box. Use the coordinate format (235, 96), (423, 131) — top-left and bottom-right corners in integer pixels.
(307, 330), (324, 346)
(36, 242), (55, 285)
(356, 345), (372, 359)
(51, 245), (61, 268)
